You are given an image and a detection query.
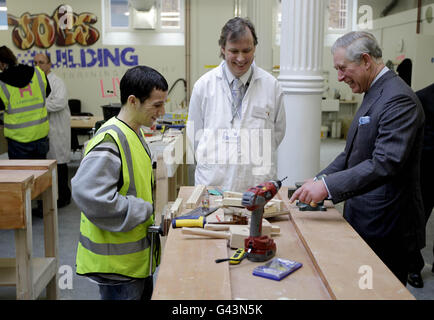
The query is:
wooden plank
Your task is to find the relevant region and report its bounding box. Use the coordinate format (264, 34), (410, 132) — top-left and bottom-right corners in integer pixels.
(170, 198), (183, 217)
(185, 185), (206, 209)
(221, 197), (242, 207)
(155, 155), (168, 225)
(0, 169), (52, 200)
(228, 214), (332, 300)
(70, 116), (103, 129)
(279, 187), (415, 300)
(152, 187), (232, 300)
(0, 159), (56, 171)
(14, 187), (33, 299)
(0, 258), (57, 289)
(0, 172), (33, 229)
(42, 171), (59, 300)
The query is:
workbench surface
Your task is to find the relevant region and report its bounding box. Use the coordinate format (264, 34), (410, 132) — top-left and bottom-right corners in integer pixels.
(152, 186), (414, 300)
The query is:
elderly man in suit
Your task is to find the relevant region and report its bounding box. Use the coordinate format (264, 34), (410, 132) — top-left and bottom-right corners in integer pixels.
(290, 31), (425, 285)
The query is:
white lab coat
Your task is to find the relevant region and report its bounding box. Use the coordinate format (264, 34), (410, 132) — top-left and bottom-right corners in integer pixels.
(46, 72), (71, 164)
(187, 61), (286, 192)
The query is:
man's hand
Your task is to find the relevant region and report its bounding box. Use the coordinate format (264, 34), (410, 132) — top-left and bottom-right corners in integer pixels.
(289, 178), (328, 205)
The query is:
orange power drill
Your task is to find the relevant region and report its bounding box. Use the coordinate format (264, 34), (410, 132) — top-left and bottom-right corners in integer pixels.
(242, 177), (287, 262)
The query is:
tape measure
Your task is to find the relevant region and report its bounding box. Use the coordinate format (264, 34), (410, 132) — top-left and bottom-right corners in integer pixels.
(215, 248), (247, 264)
(229, 248), (246, 265)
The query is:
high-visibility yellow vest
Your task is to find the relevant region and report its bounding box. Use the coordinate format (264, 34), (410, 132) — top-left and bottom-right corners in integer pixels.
(0, 66), (49, 143)
(76, 117), (158, 278)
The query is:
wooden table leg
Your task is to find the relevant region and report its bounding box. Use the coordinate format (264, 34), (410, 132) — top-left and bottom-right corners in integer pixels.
(14, 188), (33, 300)
(42, 169), (59, 300)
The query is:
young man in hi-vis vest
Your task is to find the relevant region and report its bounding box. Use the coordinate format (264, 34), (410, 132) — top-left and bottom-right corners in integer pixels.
(72, 66), (168, 300)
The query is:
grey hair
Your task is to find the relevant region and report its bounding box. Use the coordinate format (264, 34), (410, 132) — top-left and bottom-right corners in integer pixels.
(331, 31), (382, 63)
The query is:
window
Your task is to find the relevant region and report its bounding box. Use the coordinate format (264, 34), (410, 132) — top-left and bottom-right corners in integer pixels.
(160, 0), (181, 29)
(107, 0), (182, 30)
(110, 0), (129, 27)
(328, 0), (348, 30)
(102, 0), (184, 46)
(0, 0), (7, 30)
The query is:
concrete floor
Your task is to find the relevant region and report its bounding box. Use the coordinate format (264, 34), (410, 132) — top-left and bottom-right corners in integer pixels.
(0, 138), (433, 300)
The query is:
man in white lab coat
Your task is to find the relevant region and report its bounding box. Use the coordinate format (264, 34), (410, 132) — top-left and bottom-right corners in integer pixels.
(187, 17), (286, 192)
(34, 53), (71, 208)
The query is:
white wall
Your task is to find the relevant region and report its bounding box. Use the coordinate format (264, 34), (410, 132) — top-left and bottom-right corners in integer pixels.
(321, 3), (434, 108)
(190, 0), (233, 86)
(2, 1), (433, 116)
(1, 0), (185, 116)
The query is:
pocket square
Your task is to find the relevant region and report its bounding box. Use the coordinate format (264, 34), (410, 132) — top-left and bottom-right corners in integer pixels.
(358, 116), (370, 126)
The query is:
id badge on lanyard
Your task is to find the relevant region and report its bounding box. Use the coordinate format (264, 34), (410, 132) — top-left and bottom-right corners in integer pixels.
(222, 129), (239, 145)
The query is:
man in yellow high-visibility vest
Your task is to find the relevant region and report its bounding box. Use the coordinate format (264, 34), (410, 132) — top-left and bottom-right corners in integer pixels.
(0, 45), (51, 217)
(0, 46), (51, 159)
(72, 66), (168, 300)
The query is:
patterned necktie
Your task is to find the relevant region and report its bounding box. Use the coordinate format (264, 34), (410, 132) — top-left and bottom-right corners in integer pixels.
(231, 78), (244, 119)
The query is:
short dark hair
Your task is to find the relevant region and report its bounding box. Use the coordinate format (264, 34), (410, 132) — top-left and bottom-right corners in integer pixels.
(218, 17), (258, 59)
(0, 46), (18, 66)
(120, 66), (168, 105)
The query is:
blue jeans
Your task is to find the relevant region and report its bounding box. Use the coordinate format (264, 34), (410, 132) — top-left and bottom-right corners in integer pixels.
(7, 136), (49, 159)
(98, 276), (153, 300)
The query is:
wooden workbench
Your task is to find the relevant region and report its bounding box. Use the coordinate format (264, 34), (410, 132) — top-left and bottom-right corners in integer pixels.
(152, 186), (415, 300)
(0, 160), (59, 300)
(70, 116), (103, 129)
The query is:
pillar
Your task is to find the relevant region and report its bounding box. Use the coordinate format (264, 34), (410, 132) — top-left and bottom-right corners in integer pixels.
(247, 0), (273, 72)
(277, 0), (325, 186)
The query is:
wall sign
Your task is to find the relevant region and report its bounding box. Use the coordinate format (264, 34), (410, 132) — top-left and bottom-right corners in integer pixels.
(16, 47), (139, 69)
(8, 4), (100, 50)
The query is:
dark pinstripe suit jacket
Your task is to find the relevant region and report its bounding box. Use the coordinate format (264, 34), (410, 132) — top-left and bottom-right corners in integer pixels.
(319, 70), (426, 252)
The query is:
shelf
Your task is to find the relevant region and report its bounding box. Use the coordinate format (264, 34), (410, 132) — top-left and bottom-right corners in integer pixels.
(0, 257), (57, 299)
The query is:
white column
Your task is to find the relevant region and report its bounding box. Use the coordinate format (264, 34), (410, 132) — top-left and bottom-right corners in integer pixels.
(277, 0), (325, 186)
(247, 0), (273, 72)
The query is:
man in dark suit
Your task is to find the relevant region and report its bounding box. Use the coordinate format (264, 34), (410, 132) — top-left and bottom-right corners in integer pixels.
(407, 83), (434, 288)
(290, 31), (425, 285)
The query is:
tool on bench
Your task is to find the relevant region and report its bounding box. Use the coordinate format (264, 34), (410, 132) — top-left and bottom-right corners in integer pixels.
(215, 248), (248, 264)
(242, 177), (287, 262)
(147, 211), (169, 276)
(288, 177), (328, 212)
(297, 200), (327, 211)
(172, 206), (219, 228)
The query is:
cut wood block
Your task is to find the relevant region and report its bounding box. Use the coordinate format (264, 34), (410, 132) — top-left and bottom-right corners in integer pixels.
(185, 185), (206, 209)
(222, 197), (242, 207)
(263, 210), (291, 219)
(264, 203), (278, 214)
(170, 198), (183, 217)
(182, 228), (230, 239)
(194, 219), (281, 249)
(223, 191), (243, 198)
(204, 224), (230, 231)
(270, 199), (283, 211)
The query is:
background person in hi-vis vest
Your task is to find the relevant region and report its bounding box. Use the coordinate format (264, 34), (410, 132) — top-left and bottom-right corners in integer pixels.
(0, 45), (51, 218)
(0, 46), (51, 160)
(72, 66), (168, 300)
